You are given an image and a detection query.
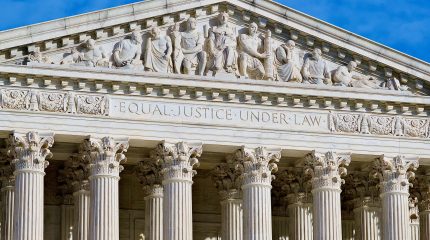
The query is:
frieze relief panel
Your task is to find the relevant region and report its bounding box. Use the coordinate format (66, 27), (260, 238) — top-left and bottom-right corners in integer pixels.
(0, 88), (109, 116)
(3, 5), (427, 96)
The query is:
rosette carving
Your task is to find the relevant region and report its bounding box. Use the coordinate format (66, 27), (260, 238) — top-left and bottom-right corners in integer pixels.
(7, 131), (54, 172)
(371, 155), (419, 194)
(232, 146), (281, 186)
(304, 150), (351, 190)
(81, 136), (129, 177)
(150, 141), (202, 181)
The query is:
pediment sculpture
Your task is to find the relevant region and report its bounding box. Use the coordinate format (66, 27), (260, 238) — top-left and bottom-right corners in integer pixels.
(24, 12), (412, 93)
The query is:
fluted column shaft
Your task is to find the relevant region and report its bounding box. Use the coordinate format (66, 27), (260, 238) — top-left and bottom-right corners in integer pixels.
(144, 186), (163, 240)
(419, 210), (430, 240)
(272, 216), (289, 240)
(341, 220), (355, 240)
(221, 196), (243, 240)
(8, 131), (54, 240)
(375, 156), (419, 240)
(61, 204), (74, 240)
(305, 151), (351, 240)
(410, 222), (419, 240)
(73, 187), (90, 240)
(83, 136), (129, 240)
(1, 179), (14, 240)
(288, 202), (313, 240)
(353, 202), (381, 240)
(151, 141), (202, 240)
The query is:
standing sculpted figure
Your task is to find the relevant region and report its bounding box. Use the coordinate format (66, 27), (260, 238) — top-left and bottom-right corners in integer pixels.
(113, 31), (143, 69)
(301, 48), (331, 84)
(238, 22), (268, 80)
(144, 27), (173, 73)
(333, 61), (381, 89)
(60, 39), (109, 67)
(206, 12), (238, 76)
(275, 40), (302, 82)
(172, 17), (207, 75)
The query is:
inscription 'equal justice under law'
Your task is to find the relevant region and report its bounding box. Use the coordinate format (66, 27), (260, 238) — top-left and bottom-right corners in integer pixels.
(116, 101), (323, 127)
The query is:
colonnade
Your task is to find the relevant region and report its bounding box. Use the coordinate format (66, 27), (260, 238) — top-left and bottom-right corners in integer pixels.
(0, 131), (429, 240)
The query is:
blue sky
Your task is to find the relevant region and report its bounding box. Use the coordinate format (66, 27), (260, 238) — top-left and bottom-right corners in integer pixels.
(1, 0), (429, 63)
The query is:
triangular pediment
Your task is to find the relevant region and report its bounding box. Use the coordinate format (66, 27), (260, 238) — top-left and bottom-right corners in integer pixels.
(0, 0), (429, 96)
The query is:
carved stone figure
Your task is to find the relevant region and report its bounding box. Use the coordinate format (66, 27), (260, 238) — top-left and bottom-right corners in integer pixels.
(25, 90), (39, 111)
(383, 77), (409, 91)
(206, 12), (238, 76)
(275, 40), (302, 82)
(144, 27), (173, 73)
(27, 49), (52, 64)
(113, 31), (143, 69)
(61, 39), (109, 67)
(238, 22), (268, 80)
(333, 61), (381, 89)
(301, 48), (331, 85)
(172, 17), (207, 75)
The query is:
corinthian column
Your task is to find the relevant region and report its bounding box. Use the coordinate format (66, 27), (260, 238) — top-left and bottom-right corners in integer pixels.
(0, 164), (14, 240)
(212, 163), (243, 240)
(372, 155), (419, 240)
(304, 150), (351, 240)
(82, 136), (129, 240)
(233, 146), (281, 240)
(354, 197), (381, 240)
(150, 141), (202, 240)
(135, 160), (163, 240)
(73, 181), (90, 240)
(7, 131), (54, 240)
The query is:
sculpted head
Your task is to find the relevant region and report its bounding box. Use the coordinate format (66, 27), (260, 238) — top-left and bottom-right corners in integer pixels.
(286, 40), (295, 49)
(151, 27), (161, 38)
(187, 17), (197, 31)
(249, 22), (258, 36)
(347, 61), (358, 72)
(85, 39), (96, 50)
(312, 48), (322, 61)
(218, 12), (229, 25)
(131, 31), (143, 44)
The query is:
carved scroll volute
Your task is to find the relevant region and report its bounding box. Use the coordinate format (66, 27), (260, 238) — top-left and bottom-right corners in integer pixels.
(233, 146), (281, 186)
(150, 141), (202, 181)
(81, 136), (129, 177)
(7, 131), (55, 172)
(304, 150), (351, 190)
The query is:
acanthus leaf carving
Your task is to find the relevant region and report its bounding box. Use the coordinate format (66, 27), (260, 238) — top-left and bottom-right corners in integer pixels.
(150, 141), (202, 181)
(304, 150), (351, 190)
(135, 158), (163, 196)
(231, 146), (281, 186)
(81, 136), (129, 177)
(371, 155), (419, 194)
(211, 161), (242, 200)
(7, 131), (55, 172)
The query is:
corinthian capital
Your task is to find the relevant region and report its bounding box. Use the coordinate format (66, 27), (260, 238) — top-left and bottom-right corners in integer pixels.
(232, 146), (281, 186)
(135, 159), (163, 196)
(211, 162), (242, 200)
(372, 155), (419, 194)
(304, 150), (351, 190)
(150, 141), (202, 181)
(7, 131), (54, 172)
(81, 136), (129, 177)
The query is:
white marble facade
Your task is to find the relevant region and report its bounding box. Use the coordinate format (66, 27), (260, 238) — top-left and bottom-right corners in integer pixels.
(0, 0), (429, 240)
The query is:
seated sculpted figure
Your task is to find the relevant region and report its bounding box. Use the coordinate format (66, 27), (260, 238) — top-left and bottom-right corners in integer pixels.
(206, 12), (237, 76)
(113, 31), (143, 69)
(275, 40), (302, 82)
(238, 22), (267, 80)
(301, 48), (331, 85)
(333, 61), (381, 89)
(172, 17), (207, 75)
(144, 27), (173, 73)
(60, 39), (109, 67)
